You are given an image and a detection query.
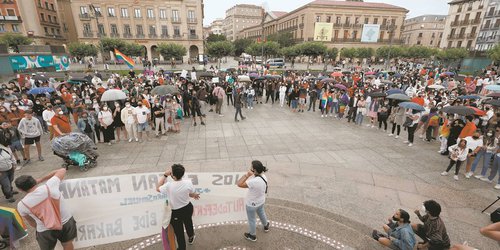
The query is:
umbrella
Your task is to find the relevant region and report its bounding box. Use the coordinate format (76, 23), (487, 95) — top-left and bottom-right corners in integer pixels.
(366, 71), (376, 75)
(238, 75), (251, 82)
(318, 76), (328, 80)
(427, 85), (445, 90)
(28, 87), (55, 95)
(333, 84), (347, 91)
(227, 67), (236, 72)
(467, 106), (486, 116)
(441, 106), (475, 116)
(342, 71), (351, 75)
(486, 92), (500, 98)
(399, 102), (425, 111)
(101, 89), (127, 101)
(249, 73), (259, 78)
(0, 206), (28, 246)
(386, 89), (404, 95)
(152, 85), (179, 96)
(320, 78), (335, 83)
(254, 76), (266, 81)
(484, 99), (500, 107)
(381, 80), (393, 85)
(369, 92), (387, 98)
(387, 93), (411, 101)
(458, 95), (481, 100)
(485, 85), (500, 92)
(331, 72), (343, 77)
(443, 72), (455, 76)
(196, 71), (213, 78)
(365, 75), (376, 79)
(32, 74), (48, 82)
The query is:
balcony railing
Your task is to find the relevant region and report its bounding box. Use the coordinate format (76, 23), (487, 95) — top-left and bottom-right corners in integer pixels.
(477, 35), (500, 42)
(467, 33), (476, 38)
(123, 33), (132, 38)
(189, 34), (198, 39)
(472, 18), (481, 24)
(171, 17), (181, 23)
(343, 23), (352, 28)
(110, 33), (120, 38)
(79, 13), (91, 20)
(161, 34), (169, 38)
(97, 32), (106, 37)
(333, 23), (343, 28)
(83, 31), (94, 37)
(173, 34), (181, 38)
(187, 18), (197, 24)
(148, 33), (157, 38)
(136, 34), (145, 38)
(451, 20), (459, 26)
(2, 15), (21, 21)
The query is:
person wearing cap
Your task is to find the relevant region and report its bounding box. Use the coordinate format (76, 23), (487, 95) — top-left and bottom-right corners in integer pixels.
(17, 110), (44, 165)
(373, 209), (416, 250)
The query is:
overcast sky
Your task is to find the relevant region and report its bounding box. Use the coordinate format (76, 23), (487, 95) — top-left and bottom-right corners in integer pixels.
(203, 0), (450, 26)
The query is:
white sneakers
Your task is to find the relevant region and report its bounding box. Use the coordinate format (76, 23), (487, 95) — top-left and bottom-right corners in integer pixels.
(408, 143), (413, 147)
(441, 171), (449, 176)
(454, 175), (459, 181)
(403, 141), (409, 144)
(474, 175), (483, 179)
(395, 135), (399, 139)
(464, 172), (473, 179)
(480, 177), (493, 183)
(388, 133), (393, 136)
(495, 184), (500, 190)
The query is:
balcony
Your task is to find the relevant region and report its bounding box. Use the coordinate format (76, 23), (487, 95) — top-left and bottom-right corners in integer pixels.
(451, 20), (459, 26)
(189, 34), (198, 39)
(79, 13), (91, 20)
(1, 15), (21, 22)
(173, 34), (181, 38)
(380, 24), (397, 30)
(136, 34), (145, 38)
(40, 19), (60, 27)
(107, 14), (117, 18)
(343, 23), (352, 28)
(110, 33), (120, 38)
(187, 18), (197, 24)
(161, 34), (169, 38)
(477, 35), (500, 42)
(83, 31), (94, 37)
(460, 19), (471, 25)
(467, 33), (476, 38)
(471, 18), (481, 24)
(97, 32), (106, 37)
(353, 23), (363, 28)
(299, 23), (304, 29)
(171, 17), (181, 23)
(333, 23), (343, 28)
(148, 33), (157, 38)
(123, 33), (132, 38)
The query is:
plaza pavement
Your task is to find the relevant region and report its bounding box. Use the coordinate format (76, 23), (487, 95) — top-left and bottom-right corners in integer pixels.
(1, 102), (498, 249)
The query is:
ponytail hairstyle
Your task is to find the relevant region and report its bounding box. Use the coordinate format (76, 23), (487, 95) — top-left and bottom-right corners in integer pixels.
(251, 160), (268, 174)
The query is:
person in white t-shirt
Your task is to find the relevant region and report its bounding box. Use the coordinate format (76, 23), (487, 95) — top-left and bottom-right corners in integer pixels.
(237, 160), (270, 242)
(464, 131), (483, 178)
(157, 164), (200, 250)
(15, 168), (76, 250)
(134, 103), (151, 142)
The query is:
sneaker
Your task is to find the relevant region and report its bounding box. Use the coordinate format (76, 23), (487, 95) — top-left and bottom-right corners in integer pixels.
(188, 235), (196, 245)
(419, 134), (423, 139)
(244, 233), (257, 242)
(437, 150), (443, 153)
(403, 141), (409, 144)
(15, 166), (22, 171)
(135, 138), (139, 142)
(371, 125), (375, 128)
(494, 184), (500, 190)
(129, 138), (133, 143)
(193, 122), (197, 126)
(474, 175), (483, 179)
(388, 133), (394, 137)
(219, 114), (224, 117)
(480, 177), (493, 183)
(264, 222), (270, 232)
(23, 159), (30, 166)
(251, 107), (253, 110)
(7, 198), (15, 203)
(408, 143), (413, 147)
(395, 135), (399, 139)
(108, 142), (112, 145)
(366, 124), (371, 127)
(39, 156), (44, 161)
(321, 115), (324, 117)
(441, 171), (449, 176)
(454, 175), (459, 181)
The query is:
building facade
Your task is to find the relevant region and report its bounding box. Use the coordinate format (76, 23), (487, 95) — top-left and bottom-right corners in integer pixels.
(18, 0), (66, 45)
(402, 15), (446, 48)
(59, 0), (204, 61)
(223, 4), (263, 41)
(0, 0), (25, 35)
(441, 0), (488, 50)
(209, 18), (223, 35)
(238, 0), (408, 50)
(475, 0), (500, 51)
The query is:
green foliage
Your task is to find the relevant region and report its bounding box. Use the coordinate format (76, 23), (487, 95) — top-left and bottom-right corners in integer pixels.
(280, 45), (301, 61)
(437, 48), (469, 60)
(99, 37), (127, 53)
(323, 47), (339, 71)
(206, 41), (235, 59)
(340, 48), (358, 59)
(123, 43), (144, 57)
(262, 41), (280, 57)
(376, 46), (406, 59)
(0, 33), (33, 52)
(68, 42), (98, 58)
(206, 34), (227, 44)
(157, 43), (187, 60)
(488, 43), (500, 63)
(245, 41), (280, 58)
(299, 42), (327, 58)
(356, 48), (374, 59)
(405, 46), (434, 59)
(267, 32), (296, 48)
(245, 43), (261, 56)
(233, 38), (254, 56)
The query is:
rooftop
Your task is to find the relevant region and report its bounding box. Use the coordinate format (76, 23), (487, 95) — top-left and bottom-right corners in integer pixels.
(271, 11), (288, 18)
(405, 14), (447, 23)
(308, 0), (408, 11)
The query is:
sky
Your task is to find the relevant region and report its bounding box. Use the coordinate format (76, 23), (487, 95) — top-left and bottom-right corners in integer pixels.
(203, 0), (450, 26)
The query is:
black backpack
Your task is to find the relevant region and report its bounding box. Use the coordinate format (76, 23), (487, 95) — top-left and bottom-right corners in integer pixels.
(491, 208), (500, 223)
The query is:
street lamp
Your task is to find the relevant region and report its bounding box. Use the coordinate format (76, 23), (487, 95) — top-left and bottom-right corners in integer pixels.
(89, 4), (105, 67)
(386, 24), (397, 70)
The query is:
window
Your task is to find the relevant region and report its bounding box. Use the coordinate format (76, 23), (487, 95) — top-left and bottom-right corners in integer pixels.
(51, 3), (55, 11)
(174, 26), (180, 36)
(45, 2), (49, 9)
(0, 24), (4, 32)
(44, 27), (48, 34)
(334, 30), (339, 39)
(54, 16), (57, 23)
(124, 24), (131, 34)
(188, 10), (195, 22)
(6, 9), (15, 16)
(134, 8), (141, 18)
(111, 24), (118, 34)
(159, 9), (167, 19)
(80, 6), (88, 15)
(418, 32), (423, 38)
(50, 27), (54, 34)
(373, 18), (378, 24)
(98, 24), (105, 34)
(457, 41), (462, 47)
(149, 25), (156, 35)
(40, 13), (45, 21)
(352, 30), (357, 39)
(326, 16), (331, 23)
(189, 27), (196, 36)
(380, 31), (384, 40)
(336, 17), (341, 24)
(430, 40), (433, 45)
(488, 7), (495, 16)
(382, 18), (387, 25)
(172, 10), (179, 22)
(93, 7), (101, 16)
(12, 24), (19, 32)
(38, 0), (41, 7)
(83, 23), (91, 32)
(161, 25), (168, 36)
(56, 29), (60, 35)
(316, 16), (321, 22)
(136, 25), (144, 35)
(355, 17), (359, 24)
(364, 17), (369, 24)
(147, 9), (154, 18)
(48, 15), (51, 22)
(121, 8), (128, 18)
(345, 17), (350, 25)
(108, 7), (115, 17)
(447, 41), (452, 48)
(464, 13), (470, 21)
(417, 41), (421, 45)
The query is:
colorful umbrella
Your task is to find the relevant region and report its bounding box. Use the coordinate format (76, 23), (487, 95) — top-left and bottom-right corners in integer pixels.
(386, 89), (404, 95)
(152, 85), (179, 96)
(331, 72), (343, 77)
(467, 106), (486, 116)
(0, 206), (28, 247)
(457, 95), (481, 100)
(237, 75), (251, 82)
(333, 84), (347, 90)
(484, 99), (500, 107)
(249, 73), (259, 78)
(27, 87), (55, 95)
(365, 71), (376, 75)
(320, 78), (335, 83)
(443, 72), (455, 76)
(441, 106), (475, 116)
(399, 102), (425, 111)
(369, 92), (387, 98)
(427, 85), (445, 90)
(486, 93), (500, 98)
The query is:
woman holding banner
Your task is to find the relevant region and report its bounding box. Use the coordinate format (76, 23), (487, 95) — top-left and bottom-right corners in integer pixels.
(157, 164), (200, 250)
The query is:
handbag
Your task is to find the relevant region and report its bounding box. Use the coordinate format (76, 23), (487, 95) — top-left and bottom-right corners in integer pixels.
(403, 117), (413, 127)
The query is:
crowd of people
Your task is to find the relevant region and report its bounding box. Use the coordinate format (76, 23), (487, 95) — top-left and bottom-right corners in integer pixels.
(0, 61), (499, 249)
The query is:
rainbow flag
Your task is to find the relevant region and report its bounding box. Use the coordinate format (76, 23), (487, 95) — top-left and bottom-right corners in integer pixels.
(114, 48), (135, 69)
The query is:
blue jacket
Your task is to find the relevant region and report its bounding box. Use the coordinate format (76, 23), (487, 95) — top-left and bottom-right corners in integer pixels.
(77, 117), (96, 133)
(389, 223), (416, 250)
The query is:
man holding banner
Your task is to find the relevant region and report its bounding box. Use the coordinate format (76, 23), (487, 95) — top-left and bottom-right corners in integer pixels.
(157, 164), (200, 250)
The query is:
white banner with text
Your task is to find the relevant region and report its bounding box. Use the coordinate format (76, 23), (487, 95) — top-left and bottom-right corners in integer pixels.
(58, 172), (247, 249)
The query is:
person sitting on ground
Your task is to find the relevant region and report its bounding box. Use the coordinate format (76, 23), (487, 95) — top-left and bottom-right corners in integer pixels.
(373, 209), (416, 250)
(412, 200), (450, 250)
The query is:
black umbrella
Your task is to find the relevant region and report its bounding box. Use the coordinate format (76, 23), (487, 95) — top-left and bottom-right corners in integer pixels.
(369, 92), (387, 98)
(33, 74), (49, 82)
(484, 99), (500, 107)
(441, 106), (475, 116)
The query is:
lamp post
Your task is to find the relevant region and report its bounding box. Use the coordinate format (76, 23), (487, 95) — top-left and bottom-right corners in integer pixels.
(89, 4), (105, 68)
(386, 24), (397, 71)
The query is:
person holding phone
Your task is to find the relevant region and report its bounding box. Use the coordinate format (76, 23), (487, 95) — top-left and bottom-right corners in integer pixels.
(237, 160), (270, 242)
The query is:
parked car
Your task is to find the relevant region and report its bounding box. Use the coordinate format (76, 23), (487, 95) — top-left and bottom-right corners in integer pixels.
(266, 58), (285, 68)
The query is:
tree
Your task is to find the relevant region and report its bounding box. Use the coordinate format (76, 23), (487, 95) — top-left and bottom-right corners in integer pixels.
(157, 43), (187, 61)
(356, 48), (374, 60)
(99, 37), (127, 53)
(267, 32), (295, 48)
(245, 43), (262, 57)
(280, 45), (301, 68)
(233, 38), (254, 56)
(406, 46), (433, 59)
(376, 46), (405, 60)
(206, 41), (234, 68)
(299, 42), (327, 70)
(340, 48), (358, 60)
(206, 34), (227, 44)
(245, 41), (280, 60)
(437, 48), (469, 68)
(123, 43), (144, 57)
(68, 42), (98, 58)
(488, 43), (500, 63)
(0, 33), (33, 52)
(323, 47), (339, 71)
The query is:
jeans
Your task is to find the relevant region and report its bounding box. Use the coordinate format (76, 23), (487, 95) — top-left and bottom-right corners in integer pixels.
(170, 203), (194, 250)
(332, 102), (339, 114)
(235, 107), (244, 120)
(470, 149), (493, 176)
(378, 116), (388, 130)
(0, 168), (14, 199)
(486, 154), (500, 184)
(355, 112), (364, 125)
(291, 100), (298, 109)
(247, 95), (254, 108)
(36, 115), (48, 132)
(308, 98), (317, 111)
(246, 204), (268, 236)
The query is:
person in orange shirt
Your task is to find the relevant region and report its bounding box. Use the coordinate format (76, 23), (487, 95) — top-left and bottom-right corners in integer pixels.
(459, 116), (477, 139)
(51, 107), (71, 137)
(411, 93), (425, 107)
(7, 105), (24, 127)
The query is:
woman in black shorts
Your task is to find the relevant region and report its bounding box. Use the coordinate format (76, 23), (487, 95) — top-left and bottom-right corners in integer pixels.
(112, 102), (126, 142)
